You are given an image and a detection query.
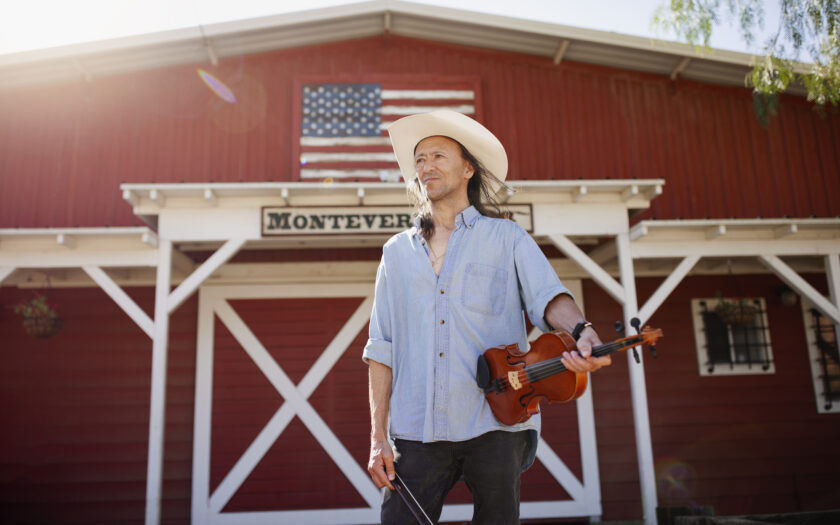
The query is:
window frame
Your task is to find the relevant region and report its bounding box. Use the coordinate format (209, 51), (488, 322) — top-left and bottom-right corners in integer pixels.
(691, 297), (775, 376)
(800, 299), (840, 414)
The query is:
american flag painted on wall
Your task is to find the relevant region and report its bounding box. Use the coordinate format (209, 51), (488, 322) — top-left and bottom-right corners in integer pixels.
(298, 81), (477, 182)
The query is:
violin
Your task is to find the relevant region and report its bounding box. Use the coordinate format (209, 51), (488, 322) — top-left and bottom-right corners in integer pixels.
(476, 322), (663, 426)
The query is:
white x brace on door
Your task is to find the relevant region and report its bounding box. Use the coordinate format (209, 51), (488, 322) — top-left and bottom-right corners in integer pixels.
(191, 283), (601, 524)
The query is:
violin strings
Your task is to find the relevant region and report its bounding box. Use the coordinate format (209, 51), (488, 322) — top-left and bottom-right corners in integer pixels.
(509, 337), (642, 384)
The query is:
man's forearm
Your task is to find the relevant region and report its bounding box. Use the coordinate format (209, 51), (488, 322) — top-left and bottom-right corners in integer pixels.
(368, 360), (393, 440)
(544, 293), (588, 333)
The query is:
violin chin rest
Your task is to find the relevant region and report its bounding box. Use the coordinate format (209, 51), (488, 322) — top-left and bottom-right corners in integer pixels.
(476, 355), (490, 389)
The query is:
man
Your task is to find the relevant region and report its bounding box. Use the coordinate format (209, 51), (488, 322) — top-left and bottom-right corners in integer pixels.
(364, 109), (611, 524)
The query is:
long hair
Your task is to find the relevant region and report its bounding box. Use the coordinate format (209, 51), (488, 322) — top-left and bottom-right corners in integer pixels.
(407, 138), (512, 240)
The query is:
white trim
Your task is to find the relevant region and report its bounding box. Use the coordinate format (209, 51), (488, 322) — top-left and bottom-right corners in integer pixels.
(145, 239), (172, 525)
(616, 232), (657, 525)
(758, 255), (840, 324)
(82, 265), (154, 338)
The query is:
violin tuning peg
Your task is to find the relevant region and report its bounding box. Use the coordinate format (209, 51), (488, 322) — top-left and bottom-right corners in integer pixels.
(614, 321), (624, 334)
(632, 347), (640, 364)
(630, 317), (641, 332)
(649, 345), (658, 359)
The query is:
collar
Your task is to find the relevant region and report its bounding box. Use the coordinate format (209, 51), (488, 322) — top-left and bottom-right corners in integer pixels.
(412, 205), (481, 238)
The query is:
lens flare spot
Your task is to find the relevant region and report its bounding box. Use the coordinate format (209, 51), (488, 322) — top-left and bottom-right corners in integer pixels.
(655, 457), (696, 500)
(197, 68), (237, 104)
(300, 156), (308, 166)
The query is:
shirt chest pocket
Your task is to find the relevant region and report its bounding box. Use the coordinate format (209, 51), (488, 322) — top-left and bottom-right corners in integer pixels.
(461, 263), (507, 316)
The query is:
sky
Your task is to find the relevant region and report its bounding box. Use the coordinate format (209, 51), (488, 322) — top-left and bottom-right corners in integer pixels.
(1, 0), (783, 57)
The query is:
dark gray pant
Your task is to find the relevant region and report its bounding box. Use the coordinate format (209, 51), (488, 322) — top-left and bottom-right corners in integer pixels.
(381, 430), (530, 525)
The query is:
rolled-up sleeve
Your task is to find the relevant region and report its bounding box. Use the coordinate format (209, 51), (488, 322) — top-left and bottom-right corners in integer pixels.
(514, 229), (573, 333)
(363, 258), (393, 367)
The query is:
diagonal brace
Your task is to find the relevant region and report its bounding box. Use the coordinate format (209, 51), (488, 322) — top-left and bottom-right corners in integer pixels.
(167, 238), (245, 314)
(83, 265), (155, 338)
(549, 234), (625, 304)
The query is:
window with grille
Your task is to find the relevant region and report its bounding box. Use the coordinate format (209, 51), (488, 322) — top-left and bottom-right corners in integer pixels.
(691, 298), (774, 376)
(801, 300), (840, 414)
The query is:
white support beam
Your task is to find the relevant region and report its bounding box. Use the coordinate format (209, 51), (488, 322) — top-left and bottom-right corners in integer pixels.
(670, 57), (691, 80)
(758, 254), (840, 324)
(0, 266), (15, 284)
(573, 185), (588, 203)
(637, 255), (701, 325)
(123, 189), (139, 207)
(141, 231), (159, 248)
(281, 187), (290, 206)
(149, 189), (165, 207)
(203, 189), (217, 207)
(646, 184), (663, 200)
(588, 241), (618, 266)
(170, 248), (196, 276)
(357, 187), (365, 205)
(826, 254), (840, 348)
(622, 184), (639, 202)
(616, 232), (658, 525)
(775, 223), (798, 238)
(630, 224), (648, 241)
(83, 265), (155, 339)
(632, 239), (840, 258)
(706, 225), (726, 240)
(548, 234), (624, 305)
(553, 39), (570, 65)
(56, 233), (75, 248)
(145, 239), (172, 525)
(167, 238), (245, 314)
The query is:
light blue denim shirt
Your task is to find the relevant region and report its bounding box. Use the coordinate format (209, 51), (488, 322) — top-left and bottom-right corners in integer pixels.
(363, 205), (571, 443)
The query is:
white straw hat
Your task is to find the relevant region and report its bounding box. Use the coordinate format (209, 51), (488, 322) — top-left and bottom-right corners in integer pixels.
(387, 110), (508, 192)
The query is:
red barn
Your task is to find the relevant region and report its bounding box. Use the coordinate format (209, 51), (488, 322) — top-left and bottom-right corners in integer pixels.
(1, 2), (839, 524)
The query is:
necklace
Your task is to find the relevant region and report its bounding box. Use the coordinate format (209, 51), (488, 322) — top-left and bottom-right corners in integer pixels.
(428, 242), (446, 263)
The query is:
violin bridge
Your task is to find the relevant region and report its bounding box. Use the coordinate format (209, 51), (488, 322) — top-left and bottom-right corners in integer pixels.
(508, 371), (522, 390)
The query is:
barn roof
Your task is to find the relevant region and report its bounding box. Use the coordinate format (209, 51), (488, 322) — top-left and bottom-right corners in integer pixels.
(0, 0), (810, 93)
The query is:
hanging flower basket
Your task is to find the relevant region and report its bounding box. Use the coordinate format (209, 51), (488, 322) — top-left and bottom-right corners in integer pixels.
(13, 292), (63, 339)
(22, 316), (64, 338)
(715, 303), (757, 326)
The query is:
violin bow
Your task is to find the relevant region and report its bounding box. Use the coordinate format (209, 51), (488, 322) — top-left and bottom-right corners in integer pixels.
(392, 471), (435, 525)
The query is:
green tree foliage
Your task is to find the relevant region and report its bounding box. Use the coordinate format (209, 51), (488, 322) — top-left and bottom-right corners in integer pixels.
(652, 0), (840, 125)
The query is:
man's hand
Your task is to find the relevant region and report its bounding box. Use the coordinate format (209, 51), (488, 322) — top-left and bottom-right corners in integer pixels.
(561, 327), (611, 373)
(368, 437), (396, 490)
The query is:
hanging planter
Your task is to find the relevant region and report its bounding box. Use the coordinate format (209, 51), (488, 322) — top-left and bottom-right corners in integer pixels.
(715, 301), (757, 326)
(13, 292), (63, 339)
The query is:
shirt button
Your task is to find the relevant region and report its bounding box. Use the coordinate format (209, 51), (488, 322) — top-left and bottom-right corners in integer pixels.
(440, 320), (445, 325)
(439, 352), (444, 357)
(440, 289), (445, 294)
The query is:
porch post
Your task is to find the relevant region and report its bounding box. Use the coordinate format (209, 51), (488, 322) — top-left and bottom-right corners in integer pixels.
(616, 232), (658, 525)
(145, 239), (172, 525)
(826, 253), (840, 351)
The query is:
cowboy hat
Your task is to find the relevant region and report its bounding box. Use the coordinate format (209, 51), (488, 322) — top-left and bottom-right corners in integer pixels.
(387, 109), (508, 192)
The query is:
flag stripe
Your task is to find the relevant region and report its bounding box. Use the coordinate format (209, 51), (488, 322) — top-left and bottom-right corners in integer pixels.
(299, 82), (476, 182)
(379, 104), (475, 115)
(301, 169), (402, 179)
(382, 89), (474, 100)
(302, 152), (397, 162)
